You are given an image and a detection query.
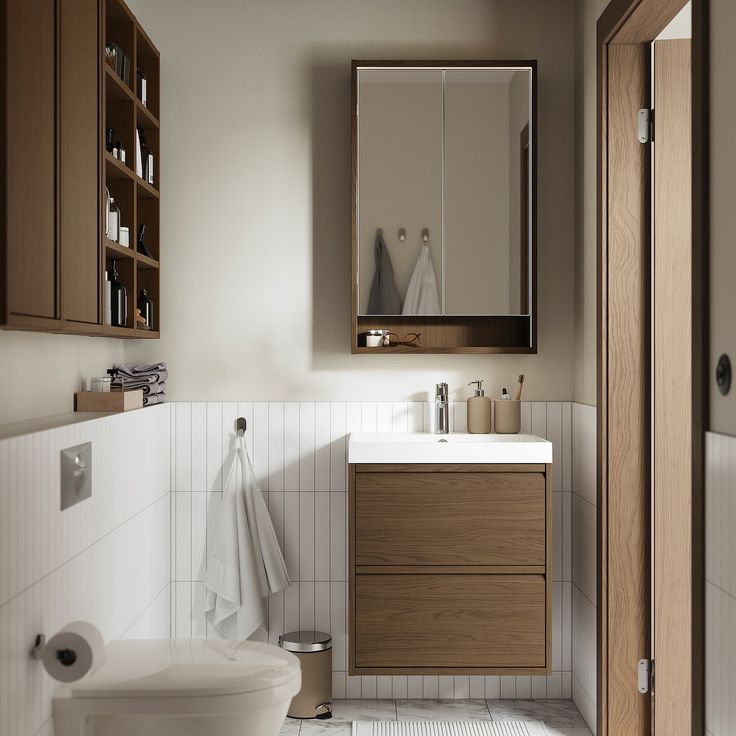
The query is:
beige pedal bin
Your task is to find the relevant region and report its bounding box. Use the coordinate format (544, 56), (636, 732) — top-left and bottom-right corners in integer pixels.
(278, 630), (333, 719)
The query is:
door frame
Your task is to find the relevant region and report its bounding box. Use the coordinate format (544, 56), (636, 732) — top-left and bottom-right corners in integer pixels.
(597, 0), (709, 734)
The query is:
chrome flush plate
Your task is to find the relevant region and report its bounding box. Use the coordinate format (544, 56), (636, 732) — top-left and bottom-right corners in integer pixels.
(60, 442), (92, 510)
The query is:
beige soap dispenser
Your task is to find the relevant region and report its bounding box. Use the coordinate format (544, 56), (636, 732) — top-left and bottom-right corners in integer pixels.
(467, 380), (492, 434)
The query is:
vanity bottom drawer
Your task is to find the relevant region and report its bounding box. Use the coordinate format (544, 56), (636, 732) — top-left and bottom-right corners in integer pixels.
(354, 574), (546, 670)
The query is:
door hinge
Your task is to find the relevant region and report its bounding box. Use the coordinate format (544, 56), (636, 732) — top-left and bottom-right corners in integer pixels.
(638, 658), (654, 694)
(637, 108), (653, 144)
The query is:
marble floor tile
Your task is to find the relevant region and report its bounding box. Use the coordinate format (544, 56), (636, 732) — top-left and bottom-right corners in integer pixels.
(279, 718), (301, 735)
(396, 699), (492, 721)
(331, 699), (397, 722)
(543, 728), (593, 736)
(487, 700), (586, 728)
(299, 722), (353, 736)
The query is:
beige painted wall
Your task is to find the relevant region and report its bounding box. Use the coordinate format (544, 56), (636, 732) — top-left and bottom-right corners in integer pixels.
(573, 0), (609, 407)
(114, 0), (576, 402)
(0, 332), (123, 424)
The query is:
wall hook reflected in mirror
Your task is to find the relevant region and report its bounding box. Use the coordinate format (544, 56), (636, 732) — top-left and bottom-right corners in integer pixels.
(422, 228), (429, 243)
(399, 228), (406, 242)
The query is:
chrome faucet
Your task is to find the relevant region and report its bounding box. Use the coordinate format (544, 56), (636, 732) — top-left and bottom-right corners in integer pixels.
(435, 383), (449, 434)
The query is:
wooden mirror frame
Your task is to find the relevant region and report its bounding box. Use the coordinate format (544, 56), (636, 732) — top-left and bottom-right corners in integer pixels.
(350, 60), (538, 354)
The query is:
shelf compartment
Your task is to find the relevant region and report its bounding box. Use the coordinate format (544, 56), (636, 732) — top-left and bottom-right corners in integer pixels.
(136, 193), (159, 260)
(354, 315), (533, 353)
(105, 0), (135, 94)
(136, 99), (159, 129)
(135, 25), (160, 120)
(105, 152), (134, 181)
(105, 66), (134, 102)
(135, 123), (159, 190)
(136, 262), (159, 332)
(105, 97), (135, 177)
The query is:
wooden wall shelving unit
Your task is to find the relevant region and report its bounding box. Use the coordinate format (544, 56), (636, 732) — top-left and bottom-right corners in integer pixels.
(103, 0), (160, 338)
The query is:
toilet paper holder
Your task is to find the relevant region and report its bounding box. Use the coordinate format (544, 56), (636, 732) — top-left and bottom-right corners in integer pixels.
(31, 633), (77, 667)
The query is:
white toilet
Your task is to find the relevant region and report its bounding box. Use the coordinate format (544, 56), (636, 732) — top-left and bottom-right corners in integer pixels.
(52, 639), (301, 736)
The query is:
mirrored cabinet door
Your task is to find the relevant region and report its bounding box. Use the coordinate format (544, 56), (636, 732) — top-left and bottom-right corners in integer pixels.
(444, 68), (531, 317)
(357, 69), (443, 317)
(352, 61), (537, 354)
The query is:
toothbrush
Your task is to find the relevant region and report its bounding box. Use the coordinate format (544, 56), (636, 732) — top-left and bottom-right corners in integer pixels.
(515, 374), (525, 401)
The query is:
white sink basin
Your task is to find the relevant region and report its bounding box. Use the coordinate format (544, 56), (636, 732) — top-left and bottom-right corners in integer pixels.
(348, 432), (553, 465)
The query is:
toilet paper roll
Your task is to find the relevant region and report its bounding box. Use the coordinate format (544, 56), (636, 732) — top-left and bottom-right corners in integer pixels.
(41, 621), (105, 683)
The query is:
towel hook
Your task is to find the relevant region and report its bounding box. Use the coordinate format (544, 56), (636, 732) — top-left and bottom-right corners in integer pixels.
(236, 417), (247, 437)
(398, 227), (406, 242)
(422, 228), (429, 243)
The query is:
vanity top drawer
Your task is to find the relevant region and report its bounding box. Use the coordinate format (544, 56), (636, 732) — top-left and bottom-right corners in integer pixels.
(354, 472), (546, 566)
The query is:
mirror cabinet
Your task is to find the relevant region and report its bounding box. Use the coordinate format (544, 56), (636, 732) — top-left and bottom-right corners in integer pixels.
(351, 61), (537, 353)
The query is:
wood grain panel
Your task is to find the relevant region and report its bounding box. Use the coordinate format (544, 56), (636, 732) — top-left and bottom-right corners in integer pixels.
(604, 42), (651, 735)
(4, 0), (57, 320)
(653, 38), (692, 736)
(354, 574), (546, 669)
(612, 0), (689, 43)
(355, 472), (545, 566)
(60, 0), (100, 325)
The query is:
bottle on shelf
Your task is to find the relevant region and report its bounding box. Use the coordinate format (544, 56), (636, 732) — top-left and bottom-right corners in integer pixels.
(137, 127), (154, 186)
(137, 223), (154, 259)
(137, 68), (148, 107)
(107, 196), (121, 242)
(109, 260), (127, 328)
(137, 288), (154, 330)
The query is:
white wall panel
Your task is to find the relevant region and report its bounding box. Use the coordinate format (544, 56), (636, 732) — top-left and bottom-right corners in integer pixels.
(571, 402), (597, 733)
(706, 431), (736, 736)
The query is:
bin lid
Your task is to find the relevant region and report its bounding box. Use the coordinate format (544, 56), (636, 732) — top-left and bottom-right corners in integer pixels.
(278, 630), (332, 653)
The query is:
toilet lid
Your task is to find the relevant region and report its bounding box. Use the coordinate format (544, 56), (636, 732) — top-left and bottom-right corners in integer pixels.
(72, 639), (300, 698)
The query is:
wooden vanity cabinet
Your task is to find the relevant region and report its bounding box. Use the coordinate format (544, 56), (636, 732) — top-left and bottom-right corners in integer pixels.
(349, 463), (552, 675)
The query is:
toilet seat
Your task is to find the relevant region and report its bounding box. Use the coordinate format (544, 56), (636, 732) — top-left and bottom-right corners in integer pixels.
(72, 639), (300, 699)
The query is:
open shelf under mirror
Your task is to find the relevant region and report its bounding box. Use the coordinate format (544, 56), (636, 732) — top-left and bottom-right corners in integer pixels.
(351, 60), (537, 354)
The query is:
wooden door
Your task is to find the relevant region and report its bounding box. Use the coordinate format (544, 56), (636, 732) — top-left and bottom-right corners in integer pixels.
(3, 0), (59, 327)
(652, 37), (692, 736)
(600, 41), (652, 736)
(59, 0), (101, 327)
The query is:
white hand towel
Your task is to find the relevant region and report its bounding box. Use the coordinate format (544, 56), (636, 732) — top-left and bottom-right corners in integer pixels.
(402, 242), (441, 315)
(204, 436), (290, 639)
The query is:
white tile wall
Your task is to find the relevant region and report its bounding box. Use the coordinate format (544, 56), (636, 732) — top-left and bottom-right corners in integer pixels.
(170, 400), (574, 699)
(0, 405), (171, 736)
(705, 431), (736, 736)
(571, 402), (597, 734)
